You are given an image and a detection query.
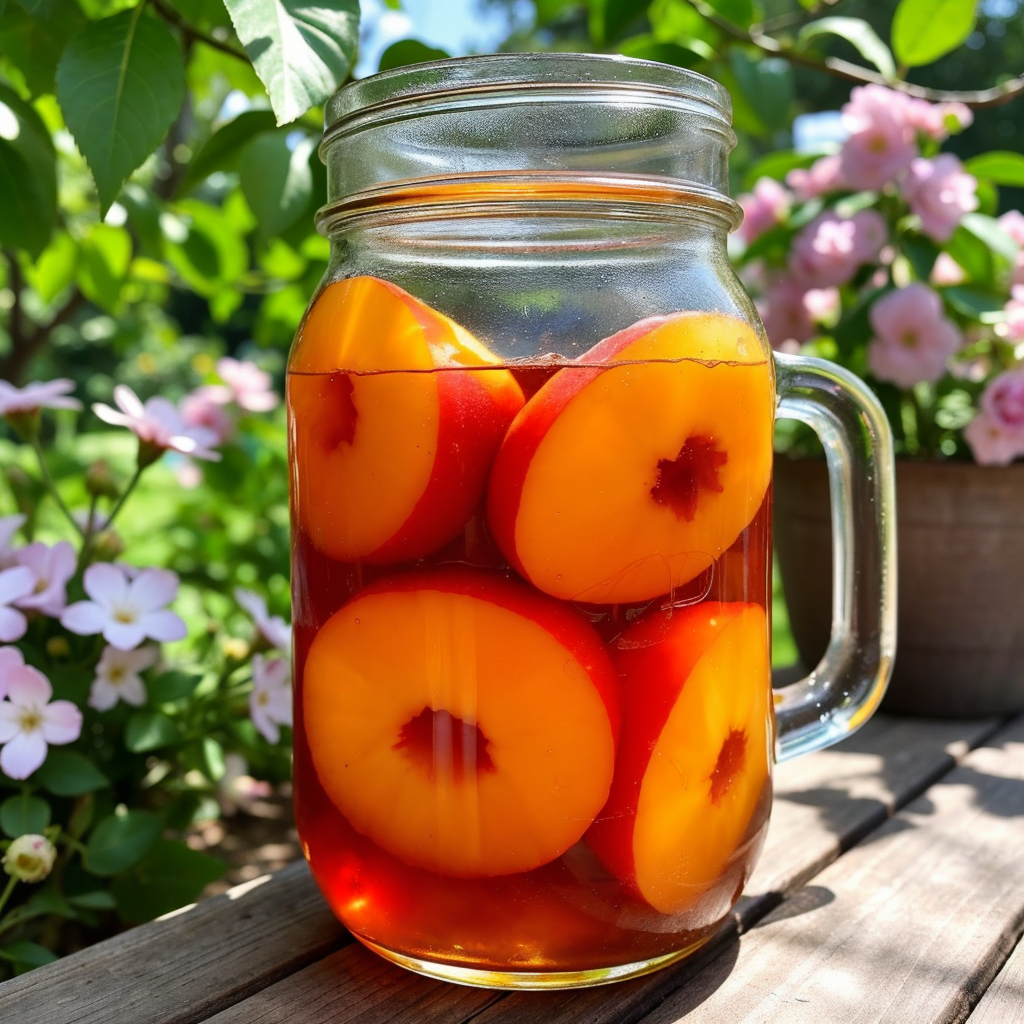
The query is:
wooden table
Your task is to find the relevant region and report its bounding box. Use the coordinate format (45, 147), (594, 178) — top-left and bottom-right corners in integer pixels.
(2, 711), (1023, 1024)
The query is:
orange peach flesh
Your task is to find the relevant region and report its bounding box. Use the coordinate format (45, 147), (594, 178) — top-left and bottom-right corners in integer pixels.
(508, 313), (773, 604)
(631, 605), (770, 914)
(302, 584), (618, 878)
(288, 276), (522, 562)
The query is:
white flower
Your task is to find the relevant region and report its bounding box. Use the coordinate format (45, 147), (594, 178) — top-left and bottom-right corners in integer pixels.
(0, 379), (82, 416)
(93, 385), (221, 462)
(88, 645), (158, 711)
(13, 541), (76, 617)
(250, 654), (292, 744)
(0, 663), (82, 779)
(2, 833), (57, 882)
(0, 566), (34, 643)
(235, 587), (291, 650)
(0, 646), (25, 700)
(0, 514), (26, 570)
(61, 563), (187, 651)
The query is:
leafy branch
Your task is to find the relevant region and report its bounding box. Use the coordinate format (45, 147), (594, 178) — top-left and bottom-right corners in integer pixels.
(681, 0), (1024, 109)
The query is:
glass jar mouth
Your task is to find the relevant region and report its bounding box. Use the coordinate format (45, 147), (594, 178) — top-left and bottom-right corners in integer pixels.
(323, 52), (733, 148)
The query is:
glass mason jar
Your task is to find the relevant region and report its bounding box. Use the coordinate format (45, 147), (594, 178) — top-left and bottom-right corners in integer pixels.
(289, 54), (896, 990)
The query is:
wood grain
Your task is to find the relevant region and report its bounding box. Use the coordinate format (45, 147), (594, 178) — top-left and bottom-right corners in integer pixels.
(0, 860), (347, 1024)
(638, 715), (1024, 1024)
(968, 935), (1024, 1024)
(201, 942), (501, 1024)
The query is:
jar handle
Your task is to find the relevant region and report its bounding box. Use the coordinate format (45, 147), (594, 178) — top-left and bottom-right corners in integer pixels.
(772, 352), (897, 762)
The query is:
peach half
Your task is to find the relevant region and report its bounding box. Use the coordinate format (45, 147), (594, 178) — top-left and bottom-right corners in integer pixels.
(288, 276), (524, 564)
(302, 567), (620, 878)
(486, 312), (773, 604)
(586, 601), (771, 915)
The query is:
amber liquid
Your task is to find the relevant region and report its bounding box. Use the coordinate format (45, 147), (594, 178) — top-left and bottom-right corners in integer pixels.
(289, 359), (773, 976)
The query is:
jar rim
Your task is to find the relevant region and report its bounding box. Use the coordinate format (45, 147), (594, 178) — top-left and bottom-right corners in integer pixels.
(324, 52), (733, 140)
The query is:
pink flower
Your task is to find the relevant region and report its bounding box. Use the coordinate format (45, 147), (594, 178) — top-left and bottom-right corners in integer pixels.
(0, 663), (81, 779)
(0, 566), (34, 642)
(839, 85), (918, 191)
(235, 587), (291, 650)
(903, 98), (973, 141)
(866, 283), (962, 387)
(181, 387), (235, 444)
(93, 385), (221, 462)
(756, 277), (838, 350)
(930, 252), (966, 287)
(980, 369), (1024, 431)
(786, 155), (844, 201)
(997, 210), (1024, 247)
(13, 541), (75, 617)
(250, 654), (292, 743)
(0, 515), (25, 571)
(964, 412), (1024, 466)
(737, 177), (791, 246)
(61, 563), (187, 651)
(88, 645), (158, 711)
(0, 379), (81, 416)
(216, 358), (279, 413)
(901, 155), (978, 242)
(1005, 288), (1024, 341)
(789, 211), (886, 288)
(0, 646), (24, 700)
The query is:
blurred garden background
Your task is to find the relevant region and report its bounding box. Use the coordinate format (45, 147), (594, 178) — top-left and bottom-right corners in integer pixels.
(0, 0), (1023, 973)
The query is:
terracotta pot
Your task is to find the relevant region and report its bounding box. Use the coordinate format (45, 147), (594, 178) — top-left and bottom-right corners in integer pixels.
(774, 456), (1024, 717)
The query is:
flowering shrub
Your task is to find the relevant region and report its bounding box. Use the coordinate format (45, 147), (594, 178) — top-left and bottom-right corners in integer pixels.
(0, 363), (290, 976)
(736, 84), (1024, 465)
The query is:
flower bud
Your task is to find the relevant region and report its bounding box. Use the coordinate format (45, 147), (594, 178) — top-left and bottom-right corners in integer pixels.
(2, 834), (57, 883)
(222, 637), (250, 662)
(46, 636), (71, 660)
(85, 459), (120, 501)
(91, 528), (125, 561)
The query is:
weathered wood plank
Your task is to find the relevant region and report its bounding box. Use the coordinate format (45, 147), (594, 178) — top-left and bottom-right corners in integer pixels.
(636, 715), (1024, 1024)
(967, 926), (1024, 1022)
(201, 942), (500, 1024)
(0, 860), (347, 1024)
(213, 714), (995, 1024)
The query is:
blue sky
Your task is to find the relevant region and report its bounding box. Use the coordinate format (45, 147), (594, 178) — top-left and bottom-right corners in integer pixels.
(355, 0), (531, 76)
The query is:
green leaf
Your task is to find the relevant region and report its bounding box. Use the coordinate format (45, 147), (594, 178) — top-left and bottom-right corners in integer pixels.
(729, 52), (793, 133)
(960, 212), (1019, 264)
(618, 34), (713, 65)
(705, 0), (755, 28)
(377, 39), (449, 73)
(179, 109), (277, 195)
(33, 750), (109, 797)
(147, 669), (201, 704)
(124, 710), (179, 753)
(23, 887), (75, 919)
(743, 150), (820, 191)
(590, 0), (647, 43)
(942, 285), (1006, 321)
(649, 0), (721, 46)
(119, 183), (165, 258)
(945, 223), (991, 282)
(76, 223), (132, 312)
(200, 737), (226, 782)
(902, 233), (940, 281)
(25, 231), (77, 303)
(0, 793), (50, 838)
(239, 131), (314, 237)
(891, 0), (977, 68)
(0, 941), (57, 967)
(0, 3), (87, 96)
(223, 0), (359, 126)
(165, 199), (248, 296)
(0, 82), (56, 256)
(798, 17), (896, 80)
(56, 7), (186, 213)
(964, 151), (1024, 188)
(111, 840), (225, 923)
(85, 810), (162, 876)
(67, 889), (118, 910)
